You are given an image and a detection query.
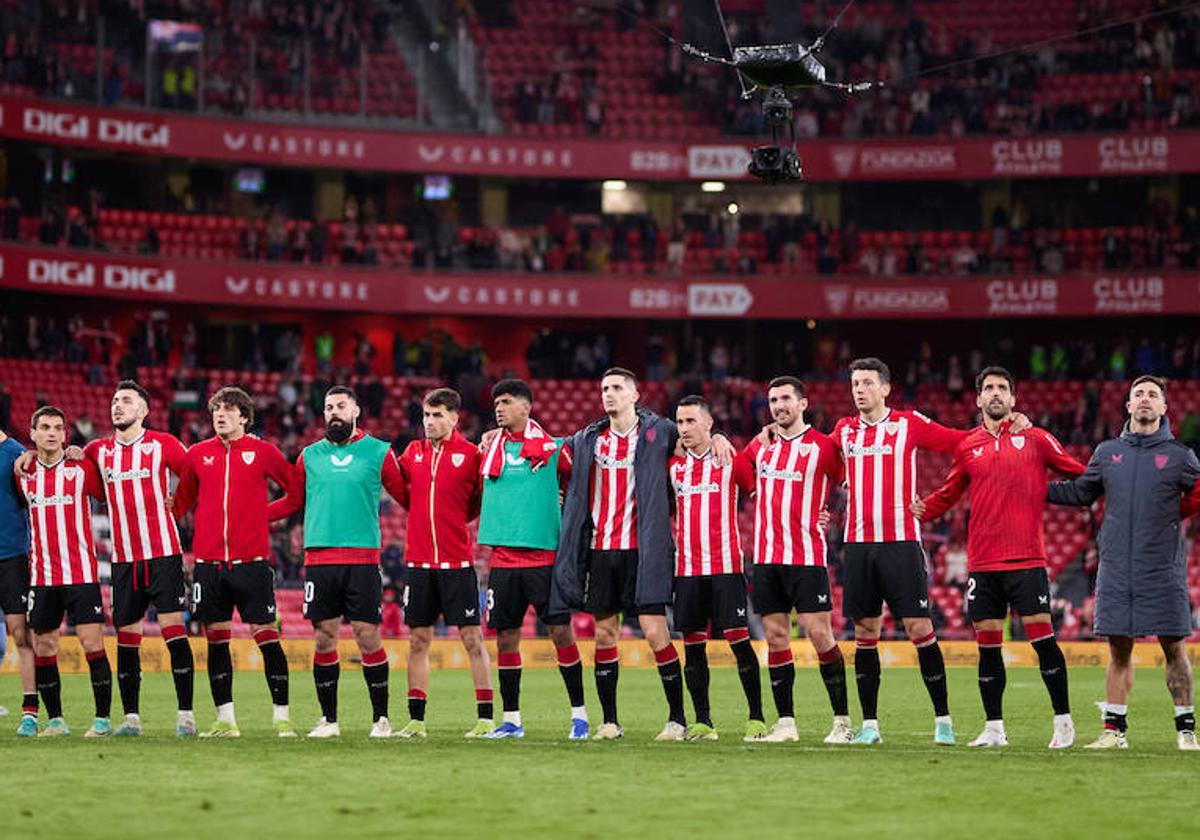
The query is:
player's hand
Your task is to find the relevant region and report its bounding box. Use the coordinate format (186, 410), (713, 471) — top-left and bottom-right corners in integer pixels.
(909, 497), (926, 518)
(164, 494), (175, 512)
(1009, 412), (1032, 433)
(478, 428), (500, 454)
(65, 445), (85, 461)
(755, 423), (779, 447)
(817, 508), (831, 529)
(14, 450), (35, 475)
(711, 433), (734, 467)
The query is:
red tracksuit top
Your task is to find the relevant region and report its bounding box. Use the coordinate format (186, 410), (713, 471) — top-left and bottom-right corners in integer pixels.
(397, 431), (481, 569)
(173, 434), (293, 563)
(919, 423), (1086, 571)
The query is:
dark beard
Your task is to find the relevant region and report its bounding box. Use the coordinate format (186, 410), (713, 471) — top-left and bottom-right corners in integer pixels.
(325, 419), (353, 443)
(984, 404), (1009, 421)
(113, 419), (136, 432)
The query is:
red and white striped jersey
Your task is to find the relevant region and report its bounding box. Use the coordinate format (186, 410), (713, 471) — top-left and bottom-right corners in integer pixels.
(19, 456), (103, 586)
(832, 408), (966, 544)
(85, 430), (186, 563)
(589, 424), (639, 550)
(743, 428), (841, 567)
(669, 448), (755, 576)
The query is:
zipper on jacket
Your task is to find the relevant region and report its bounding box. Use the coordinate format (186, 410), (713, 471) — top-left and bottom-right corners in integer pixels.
(1126, 444), (1139, 626)
(429, 442), (441, 566)
(222, 443), (231, 562)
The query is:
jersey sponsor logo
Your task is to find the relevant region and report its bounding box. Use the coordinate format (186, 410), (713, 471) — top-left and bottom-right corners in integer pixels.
(677, 481), (721, 495)
(758, 465), (807, 481)
(107, 467), (152, 482)
(241, 451), (256, 465)
(1155, 454), (1169, 470)
(594, 450), (635, 469)
(202, 455), (215, 466)
(451, 453), (466, 468)
(25, 493), (76, 508)
(845, 442), (893, 457)
(971, 447), (984, 458)
(1111, 453), (1123, 464)
(330, 453), (354, 467)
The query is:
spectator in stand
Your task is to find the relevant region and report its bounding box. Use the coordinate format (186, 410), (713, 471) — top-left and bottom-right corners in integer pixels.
(3, 196), (21, 240)
(138, 225), (160, 255)
(265, 210), (288, 262)
(290, 222), (309, 263)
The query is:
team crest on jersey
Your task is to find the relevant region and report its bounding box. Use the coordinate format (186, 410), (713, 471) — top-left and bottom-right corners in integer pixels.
(202, 456), (215, 466)
(451, 453), (466, 468)
(1155, 454), (1169, 470)
(140, 443), (155, 455)
(883, 422), (900, 436)
(331, 454), (353, 467)
(242, 451), (256, 465)
(62, 467), (79, 480)
(1010, 436), (1025, 450)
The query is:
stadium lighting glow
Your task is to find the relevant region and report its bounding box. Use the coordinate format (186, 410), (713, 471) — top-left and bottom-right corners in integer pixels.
(701, 181), (726, 192)
(602, 180), (628, 191)
(727, 202), (739, 215)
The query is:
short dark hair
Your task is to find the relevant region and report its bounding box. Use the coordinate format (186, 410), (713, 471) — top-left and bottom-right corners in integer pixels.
(424, 387), (461, 412)
(849, 357), (890, 384)
(676, 394), (711, 414)
(974, 366), (1015, 394)
(208, 386), (255, 426)
(115, 379), (151, 407)
(767, 376), (806, 398)
(31, 405), (65, 429)
(492, 378), (533, 404)
(325, 385), (357, 403)
(1130, 374), (1167, 397)
(602, 367), (637, 386)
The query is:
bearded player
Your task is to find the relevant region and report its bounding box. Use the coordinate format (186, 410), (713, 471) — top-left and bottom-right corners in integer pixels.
(912, 366), (1084, 748)
(269, 386), (408, 738)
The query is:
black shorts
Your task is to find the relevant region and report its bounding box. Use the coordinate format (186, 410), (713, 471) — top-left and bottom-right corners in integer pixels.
(0, 555), (30, 616)
(191, 561), (277, 626)
(584, 549), (667, 618)
(967, 567), (1052, 622)
(673, 574), (749, 634)
(111, 555), (188, 627)
(751, 564), (833, 616)
(487, 565), (569, 631)
(842, 541), (931, 621)
(27, 583), (105, 632)
(303, 564), (383, 624)
(403, 567), (481, 627)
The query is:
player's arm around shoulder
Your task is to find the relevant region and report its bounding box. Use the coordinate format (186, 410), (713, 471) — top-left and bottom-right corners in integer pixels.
(1034, 428), (1086, 477)
(909, 408), (970, 453)
(914, 437), (970, 521)
(266, 451), (306, 521)
(1046, 440), (1108, 506)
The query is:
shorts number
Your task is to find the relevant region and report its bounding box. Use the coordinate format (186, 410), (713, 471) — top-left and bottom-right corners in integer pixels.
(966, 577), (976, 601)
(486, 588), (495, 611)
(304, 580), (315, 604)
(402, 585), (410, 608)
(192, 582), (202, 605)
(25, 588), (34, 618)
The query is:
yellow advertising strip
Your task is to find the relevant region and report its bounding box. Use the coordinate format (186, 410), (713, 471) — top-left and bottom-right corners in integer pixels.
(4, 638), (1199, 675)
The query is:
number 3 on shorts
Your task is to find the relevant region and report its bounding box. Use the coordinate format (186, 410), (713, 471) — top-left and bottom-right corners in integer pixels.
(304, 580), (315, 604)
(486, 588), (495, 611)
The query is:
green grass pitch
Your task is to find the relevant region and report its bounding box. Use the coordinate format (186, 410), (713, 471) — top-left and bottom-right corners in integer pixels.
(1, 667), (1194, 839)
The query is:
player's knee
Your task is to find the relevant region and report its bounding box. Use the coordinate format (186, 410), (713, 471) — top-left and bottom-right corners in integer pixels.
(547, 624), (573, 647)
(904, 618), (934, 640)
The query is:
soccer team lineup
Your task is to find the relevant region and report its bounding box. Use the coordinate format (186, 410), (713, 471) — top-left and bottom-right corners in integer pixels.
(3, 360), (1197, 751)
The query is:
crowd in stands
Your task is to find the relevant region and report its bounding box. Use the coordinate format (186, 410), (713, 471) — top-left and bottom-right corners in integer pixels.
(1, 0), (411, 118)
(6, 0), (1200, 140)
(5, 191), (1199, 277)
